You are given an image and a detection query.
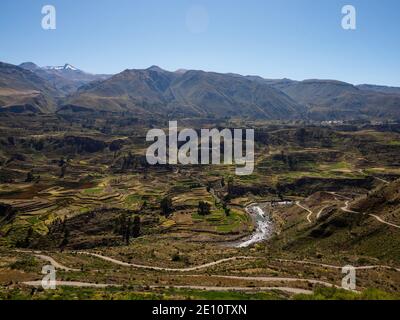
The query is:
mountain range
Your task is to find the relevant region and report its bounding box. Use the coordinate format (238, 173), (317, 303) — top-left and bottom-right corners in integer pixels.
(1, 61), (399, 120)
(18, 62), (110, 95)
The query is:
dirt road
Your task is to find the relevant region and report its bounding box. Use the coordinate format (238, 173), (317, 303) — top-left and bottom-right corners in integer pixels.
(277, 259), (400, 272)
(295, 201), (313, 223)
(340, 200), (400, 229)
(22, 280), (313, 294)
(77, 252), (256, 272)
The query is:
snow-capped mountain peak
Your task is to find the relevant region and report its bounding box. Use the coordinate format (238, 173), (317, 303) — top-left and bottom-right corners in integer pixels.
(45, 63), (79, 71)
(63, 63), (78, 71)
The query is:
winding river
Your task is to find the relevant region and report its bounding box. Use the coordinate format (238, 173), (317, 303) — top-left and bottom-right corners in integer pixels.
(236, 204), (274, 248)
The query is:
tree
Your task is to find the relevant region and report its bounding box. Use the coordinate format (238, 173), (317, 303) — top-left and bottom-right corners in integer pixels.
(160, 196), (173, 217)
(59, 157), (67, 178)
(198, 201), (211, 216)
(287, 155), (296, 171)
(124, 217), (131, 245)
(121, 152), (134, 171)
(140, 201), (147, 211)
(25, 170), (35, 182)
(222, 202), (231, 216)
(132, 216), (141, 238)
(109, 139), (123, 153)
(60, 228), (70, 248)
(276, 183), (284, 201)
(227, 177), (234, 199)
(295, 128), (306, 146)
(224, 207), (231, 216)
(114, 213), (136, 244)
(20, 227), (34, 248)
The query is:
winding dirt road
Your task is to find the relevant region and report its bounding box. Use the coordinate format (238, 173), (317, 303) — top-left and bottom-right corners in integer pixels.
(23, 280), (119, 288)
(185, 274), (338, 288)
(296, 193), (400, 229)
(368, 214), (400, 229)
(34, 254), (80, 272)
(295, 201), (313, 224)
(21, 249), (400, 295)
(340, 201), (359, 214)
(30, 251), (340, 288)
(358, 169), (390, 185)
(296, 201), (331, 223)
(15, 188), (399, 296)
(340, 200), (400, 229)
(18, 251), (338, 295)
(149, 285), (313, 295)
(77, 252), (256, 272)
(276, 259), (400, 272)
(316, 206), (329, 219)
(21, 280), (313, 295)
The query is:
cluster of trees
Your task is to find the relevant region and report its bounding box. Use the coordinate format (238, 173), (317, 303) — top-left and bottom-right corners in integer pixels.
(15, 227), (34, 248)
(115, 213), (141, 244)
(279, 151), (297, 171)
(119, 152), (149, 172)
(120, 152), (136, 171)
(109, 140), (124, 153)
(25, 170), (41, 183)
(295, 127), (333, 148)
(198, 201), (211, 216)
(160, 196), (173, 217)
(198, 200), (230, 217)
(53, 218), (70, 249)
(160, 196), (228, 219)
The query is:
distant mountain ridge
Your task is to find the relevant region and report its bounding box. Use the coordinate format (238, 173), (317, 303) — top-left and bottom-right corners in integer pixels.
(0, 62), (58, 113)
(19, 62), (111, 95)
(1, 61), (400, 120)
(357, 84), (400, 95)
(65, 66), (306, 119)
(256, 78), (400, 120)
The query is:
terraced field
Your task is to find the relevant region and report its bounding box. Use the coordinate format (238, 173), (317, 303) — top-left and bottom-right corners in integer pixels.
(1, 114), (400, 300)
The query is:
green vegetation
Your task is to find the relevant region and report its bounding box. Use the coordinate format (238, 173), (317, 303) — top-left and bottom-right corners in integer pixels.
(1, 113), (400, 301)
(9, 256), (39, 272)
(0, 286), (284, 300)
(294, 287), (400, 300)
(197, 201), (211, 216)
(82, 187), (103, 195)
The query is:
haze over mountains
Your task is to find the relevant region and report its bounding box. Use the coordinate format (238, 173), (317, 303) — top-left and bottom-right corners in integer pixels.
(66, 66), (305, 119)
(1, 60), (400, 120)
(18, 62), (110, 95)
(0, 62), (58, 113)
(258, 78), (400, 120)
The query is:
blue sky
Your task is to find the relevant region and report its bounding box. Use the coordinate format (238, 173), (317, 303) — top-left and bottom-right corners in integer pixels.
(0, 0), (399, 86)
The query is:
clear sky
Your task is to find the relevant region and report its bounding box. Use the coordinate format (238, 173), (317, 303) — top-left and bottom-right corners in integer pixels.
(0, 0), (399, 86)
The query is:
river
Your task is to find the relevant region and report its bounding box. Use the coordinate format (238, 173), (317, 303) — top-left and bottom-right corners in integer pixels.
(236, 204), (274, 248)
